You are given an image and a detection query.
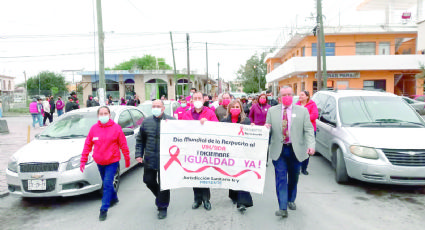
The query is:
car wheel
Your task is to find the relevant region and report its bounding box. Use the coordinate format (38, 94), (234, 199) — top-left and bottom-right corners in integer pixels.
(113, 167), (120, 193)
(335, 148), (349, 184)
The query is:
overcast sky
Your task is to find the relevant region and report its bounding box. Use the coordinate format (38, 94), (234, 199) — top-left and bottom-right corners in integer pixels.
(0, 0), (415, 84)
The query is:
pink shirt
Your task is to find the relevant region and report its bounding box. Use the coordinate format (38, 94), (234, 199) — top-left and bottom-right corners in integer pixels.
(282, 104), (292, 143)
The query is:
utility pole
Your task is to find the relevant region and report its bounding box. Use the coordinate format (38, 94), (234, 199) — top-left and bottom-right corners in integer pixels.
(96, 0), (106, 105)
(206, 42), (209, 95)
(23, 71), (27, 104)
(316, 25), (322, 90)
(218, 62), (220, 94)
(170, 32), (177, 99)
(186, 33), (190, 83)
(317, 0), (327, 89)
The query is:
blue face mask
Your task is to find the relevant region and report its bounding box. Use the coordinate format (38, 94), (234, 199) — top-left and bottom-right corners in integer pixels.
(152, 108), (162, 117)
(99, 116), (109, 124)
(267, 96), (272, 100)
(190, 92), (194, 96)
(181, 103), (187, 107)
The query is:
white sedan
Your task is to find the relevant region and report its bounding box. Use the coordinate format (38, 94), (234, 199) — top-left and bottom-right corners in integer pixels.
(6, 106), (146, 197)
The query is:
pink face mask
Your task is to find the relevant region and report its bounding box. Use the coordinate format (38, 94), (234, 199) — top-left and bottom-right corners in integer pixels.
(230, 108), (241, 116)
(281, 96), (293, 107)
(222, 99), (231, 106)
(259, 98), (266, 104)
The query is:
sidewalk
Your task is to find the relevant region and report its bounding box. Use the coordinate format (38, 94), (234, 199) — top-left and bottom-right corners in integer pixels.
(0, 116), (46, 197)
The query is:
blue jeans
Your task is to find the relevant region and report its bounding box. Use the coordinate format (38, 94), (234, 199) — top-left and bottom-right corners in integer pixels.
(272, 144), (301, 211)
(31, 114), (43, 127)
(97, 162), (119, 211)
(57, 109), (64, 117)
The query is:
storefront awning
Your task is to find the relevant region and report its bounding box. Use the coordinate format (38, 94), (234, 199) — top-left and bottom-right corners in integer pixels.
(266, 54), (425, 83)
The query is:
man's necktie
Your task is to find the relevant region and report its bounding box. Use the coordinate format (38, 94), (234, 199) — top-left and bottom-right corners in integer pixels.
(282, 107), (289, 143)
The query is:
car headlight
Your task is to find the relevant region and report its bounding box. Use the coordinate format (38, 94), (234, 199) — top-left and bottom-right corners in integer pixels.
(66, 155), (94, 171)
(350, 145), (379, 159)
(7, 156), (18, 173)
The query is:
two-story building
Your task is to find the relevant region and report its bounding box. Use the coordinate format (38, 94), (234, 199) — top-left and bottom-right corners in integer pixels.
(265, 25), (425, 97)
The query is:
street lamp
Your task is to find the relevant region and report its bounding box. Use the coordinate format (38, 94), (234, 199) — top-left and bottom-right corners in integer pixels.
(254, 65), (260, 93)
(62, 69), (84, 93)
(218, 62), (220, 94)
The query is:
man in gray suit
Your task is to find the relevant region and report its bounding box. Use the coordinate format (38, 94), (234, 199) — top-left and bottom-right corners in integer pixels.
(265, 86), (315, 218)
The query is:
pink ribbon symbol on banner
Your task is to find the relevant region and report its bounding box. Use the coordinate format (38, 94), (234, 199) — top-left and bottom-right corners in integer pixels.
(164, 145), (261, 179)
(238, 126), (244, 136)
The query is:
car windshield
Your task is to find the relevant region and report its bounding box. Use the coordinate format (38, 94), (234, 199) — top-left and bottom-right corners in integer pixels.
(139, 103), (172, 116)
(339, 96), (425, 127)
(39, 112), (100, 139)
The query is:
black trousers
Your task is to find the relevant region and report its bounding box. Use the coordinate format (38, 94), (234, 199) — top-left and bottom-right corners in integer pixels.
(229, 189), (253, 208)
(43, 112), (52, 125)
(143, 167), (170, 210)
(193, 188), (210, 203)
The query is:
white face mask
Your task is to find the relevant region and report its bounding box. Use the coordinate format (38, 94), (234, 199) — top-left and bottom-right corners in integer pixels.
(193, 101), (203, 109)
(99, 115), (109, 124)
(152, 108), (162, 117)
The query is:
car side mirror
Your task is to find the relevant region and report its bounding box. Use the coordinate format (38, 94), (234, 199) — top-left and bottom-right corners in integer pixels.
(35, 134), (40, 139)
(122, 128), (134, 136)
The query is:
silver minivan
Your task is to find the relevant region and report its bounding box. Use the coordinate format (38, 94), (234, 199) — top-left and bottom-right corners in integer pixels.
(313, 90), (425, 185)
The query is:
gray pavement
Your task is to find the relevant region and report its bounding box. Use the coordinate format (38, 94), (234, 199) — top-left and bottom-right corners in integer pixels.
(0, 155), (424, 230)
(0, 115), (52, 196)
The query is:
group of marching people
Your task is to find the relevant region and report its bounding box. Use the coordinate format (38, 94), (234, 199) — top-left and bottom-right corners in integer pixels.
(80, 86), (318, 221)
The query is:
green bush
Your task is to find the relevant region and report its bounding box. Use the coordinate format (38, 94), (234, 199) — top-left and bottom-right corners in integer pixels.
(7, 107), (29, 114)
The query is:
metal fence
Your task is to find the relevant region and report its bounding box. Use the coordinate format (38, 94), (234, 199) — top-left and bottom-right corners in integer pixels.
(0, 90), (82, 113)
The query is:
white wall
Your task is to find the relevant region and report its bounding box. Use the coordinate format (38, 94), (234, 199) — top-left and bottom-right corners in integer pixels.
(418, 20), (425, 53)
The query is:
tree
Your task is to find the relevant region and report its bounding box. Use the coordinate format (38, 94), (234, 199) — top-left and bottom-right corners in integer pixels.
(415, 63), (425, 92)
(26, 71), (69, 96)
(229, 81), (238, 92)
(112, 55), (172, 70)
(236, 52), (268, 94)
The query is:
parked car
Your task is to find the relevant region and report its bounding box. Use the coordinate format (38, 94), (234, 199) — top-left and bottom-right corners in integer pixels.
(138, 100), (181, 118)
(312, 89), (425, 185)
(6, 106), (146, 197)
(401, 96), (425, 115)
(410, 95), (425, 102)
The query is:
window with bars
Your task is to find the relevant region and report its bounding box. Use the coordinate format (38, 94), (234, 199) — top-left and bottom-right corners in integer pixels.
(356, 42), (376, 55)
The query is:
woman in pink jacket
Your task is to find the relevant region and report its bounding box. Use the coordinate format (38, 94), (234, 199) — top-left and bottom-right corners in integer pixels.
(80, 106), (131, 221)
(296, 90), (319, 175)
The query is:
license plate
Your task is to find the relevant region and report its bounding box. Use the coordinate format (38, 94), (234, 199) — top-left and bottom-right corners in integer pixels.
(28, 179), (47, 190)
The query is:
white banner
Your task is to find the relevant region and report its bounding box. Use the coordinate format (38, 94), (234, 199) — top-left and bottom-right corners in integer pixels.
(160, 120), (269, 194)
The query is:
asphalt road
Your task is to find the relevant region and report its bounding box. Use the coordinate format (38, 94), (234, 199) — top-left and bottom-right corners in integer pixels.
(1, 155), (424, 230)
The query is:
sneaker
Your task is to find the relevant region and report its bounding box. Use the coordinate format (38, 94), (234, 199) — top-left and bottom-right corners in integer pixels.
(203, 200), (212, 211)
(157, 210), (167, 219)
(99, 210), (107, 221)
(301, 170), (309, 175)
(275, 210), (288, 217)
(192, 201), (202, 209)
(237, 205), (246, 214)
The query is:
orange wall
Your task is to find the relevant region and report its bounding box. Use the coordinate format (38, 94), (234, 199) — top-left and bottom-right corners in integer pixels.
(267, 33), (417, 73)
(276, 70), (420, 95)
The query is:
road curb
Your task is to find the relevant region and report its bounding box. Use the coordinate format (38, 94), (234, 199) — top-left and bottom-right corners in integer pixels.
(0, 191), (9, 198)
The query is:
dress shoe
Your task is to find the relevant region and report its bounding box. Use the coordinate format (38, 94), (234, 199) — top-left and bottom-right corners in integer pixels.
(288, 202), (296, 210)
(275, 210), (288, 217)
(192, 201), (202, 209)
(157, 210), (167, 219)
(99, 210), (107, 221)
(110, 199), (119, 208)
(301, 170), (309, 175)
(237, 205), (246, 213)
(203, 200), (212, 211)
